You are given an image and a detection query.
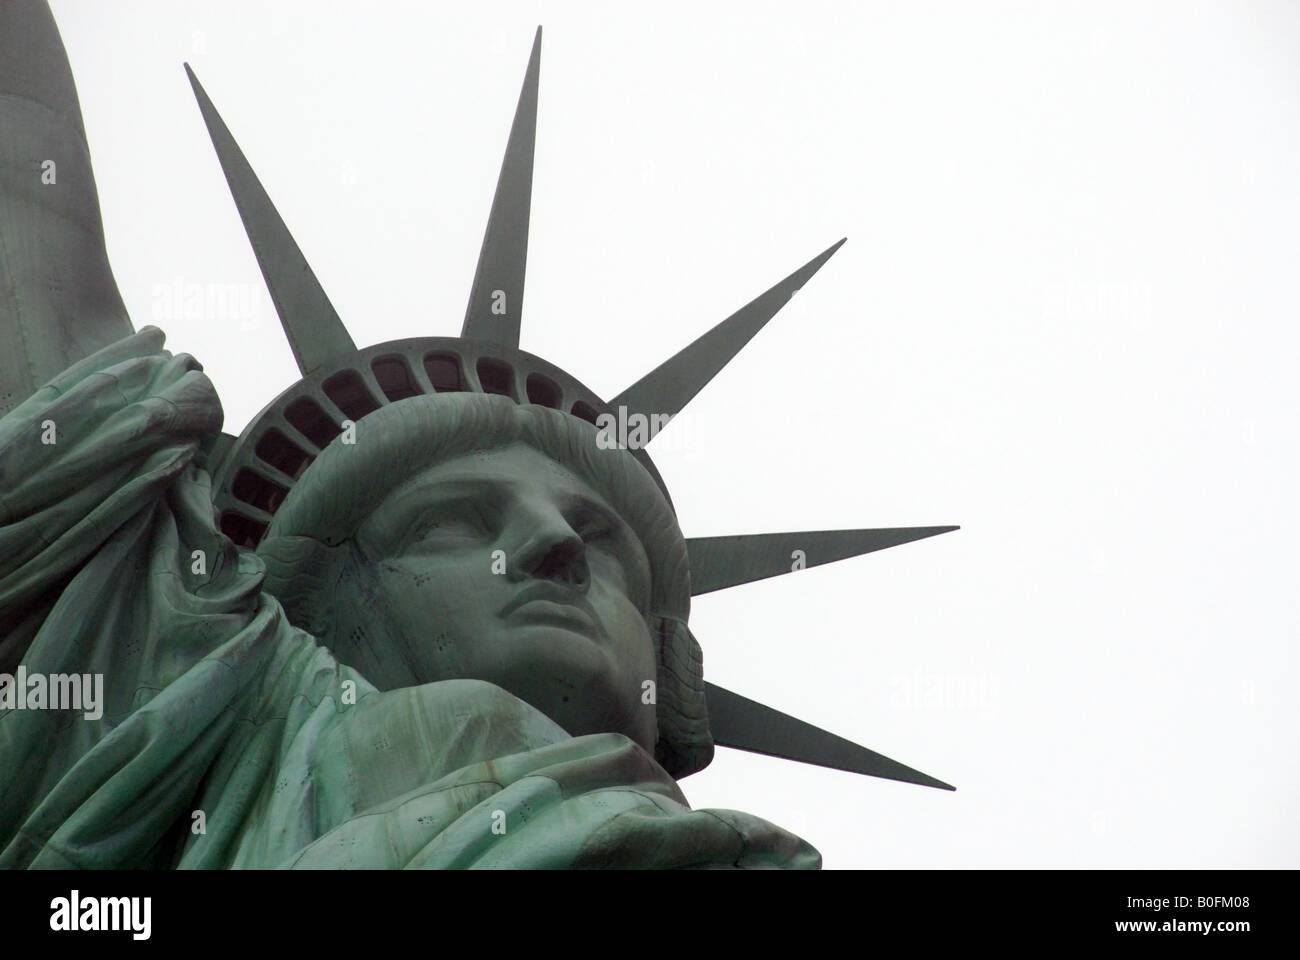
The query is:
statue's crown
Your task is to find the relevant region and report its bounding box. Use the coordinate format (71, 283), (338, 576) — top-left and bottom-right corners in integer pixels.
(186, 30), (958, 791)
(212, 333), (674, 548)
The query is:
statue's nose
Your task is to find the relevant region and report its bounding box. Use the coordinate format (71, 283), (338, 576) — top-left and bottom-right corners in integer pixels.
(524, 537), (590, 590)
(510, 510), (591, 591)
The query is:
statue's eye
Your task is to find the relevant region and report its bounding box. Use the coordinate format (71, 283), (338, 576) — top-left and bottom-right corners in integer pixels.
(577, 516), (612, 543)
(569, 505), (614, 545)
(412, 500), (493, 544)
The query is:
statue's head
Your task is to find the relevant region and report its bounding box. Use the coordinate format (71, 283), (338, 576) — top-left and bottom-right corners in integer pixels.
(193, 25), (956, 793)
(257, 392), (713, 778)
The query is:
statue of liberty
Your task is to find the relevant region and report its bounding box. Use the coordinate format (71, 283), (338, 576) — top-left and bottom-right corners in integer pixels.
(0, 1), (955, 868)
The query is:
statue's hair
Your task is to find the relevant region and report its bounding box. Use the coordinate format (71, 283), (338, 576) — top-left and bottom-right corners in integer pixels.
(257, 391), (713, 778)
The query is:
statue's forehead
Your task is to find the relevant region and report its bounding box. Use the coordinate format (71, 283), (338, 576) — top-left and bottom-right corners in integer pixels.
(370, 442), (614, 517)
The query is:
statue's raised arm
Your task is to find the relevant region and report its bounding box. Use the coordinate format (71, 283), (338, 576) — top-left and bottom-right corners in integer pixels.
(0, 1), (132, 416)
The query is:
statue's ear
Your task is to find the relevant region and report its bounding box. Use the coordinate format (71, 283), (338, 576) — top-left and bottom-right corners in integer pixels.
(652, 616), (714, 779)
(258, 535), (347, 641)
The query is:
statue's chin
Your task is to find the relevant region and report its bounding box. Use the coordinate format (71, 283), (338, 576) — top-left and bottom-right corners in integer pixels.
(482, 627), (652, 750)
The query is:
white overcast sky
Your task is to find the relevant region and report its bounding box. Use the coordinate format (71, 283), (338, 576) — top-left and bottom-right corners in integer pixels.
(49, 0), (1299, 868)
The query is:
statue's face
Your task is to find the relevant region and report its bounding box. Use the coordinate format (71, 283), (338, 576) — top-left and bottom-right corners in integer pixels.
(344, 443), (659, 751)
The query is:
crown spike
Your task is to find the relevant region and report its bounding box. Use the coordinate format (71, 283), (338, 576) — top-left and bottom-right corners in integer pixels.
(461, 27), (542, 348)
(610, 238), (845, 434)
(687, 526), (958, 595)
(706, 683), (954, 789)
(184, 64), (356, 376)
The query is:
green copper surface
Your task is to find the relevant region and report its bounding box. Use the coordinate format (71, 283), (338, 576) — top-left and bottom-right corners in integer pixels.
(0, 1), (132, 416)
(184, 65), (357, 376)
(610, 239), (846, 429)
(0, 3), (958, 870)
(687, 526), (961, 595)
(461, 28), (542, 347)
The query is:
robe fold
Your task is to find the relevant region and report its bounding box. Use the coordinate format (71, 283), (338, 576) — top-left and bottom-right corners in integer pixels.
(0, 327), (819, 869)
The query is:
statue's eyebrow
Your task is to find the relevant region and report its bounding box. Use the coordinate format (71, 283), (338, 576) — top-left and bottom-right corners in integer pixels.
(386, 476), (508, 513)
(368, 477), (508, 544)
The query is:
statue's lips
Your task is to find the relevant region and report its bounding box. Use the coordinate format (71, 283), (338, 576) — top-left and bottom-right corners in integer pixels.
(500, 586), (600, 637)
